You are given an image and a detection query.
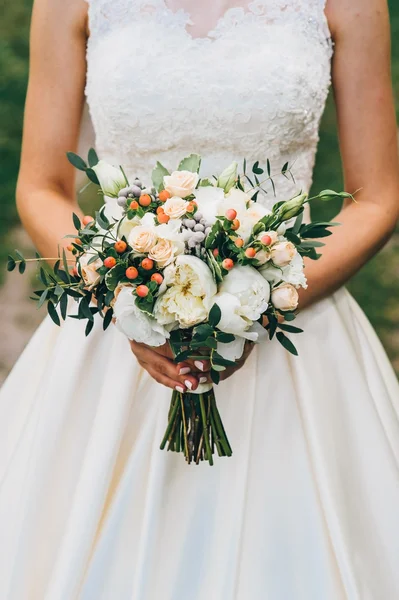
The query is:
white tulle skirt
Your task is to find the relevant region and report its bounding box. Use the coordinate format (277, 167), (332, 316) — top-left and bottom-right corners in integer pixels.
(0, 288), (399, 599)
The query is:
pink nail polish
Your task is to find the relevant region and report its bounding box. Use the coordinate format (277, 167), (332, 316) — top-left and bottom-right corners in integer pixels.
(179, 367), (191, 375)
(199, 376), (207, 384)
(175, 385), (185, 393)
(185, 380), (193, 390)
(194, 361), (205, 372)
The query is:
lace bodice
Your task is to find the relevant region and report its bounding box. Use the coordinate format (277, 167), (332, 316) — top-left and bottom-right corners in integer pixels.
(85, 0), (333, 207)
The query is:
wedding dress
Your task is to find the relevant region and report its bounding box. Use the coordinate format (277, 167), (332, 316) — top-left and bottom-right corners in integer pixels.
(1, 1), (399, 598)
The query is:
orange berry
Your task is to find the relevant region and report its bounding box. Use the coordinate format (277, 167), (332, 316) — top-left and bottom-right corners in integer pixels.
(234, 238), (244, 248)
(74, 238), (82, 246)
(186, 202), (196, 213)
(157, 212), (170, 224)
(261, 234), (272, 246)
(222, 258), (234, 270)
(158, 189), (171, 202)
(72, 266), (79, 277)
(82, 215), (94, 226)
(136, 285), (149, 298)
(151, 273), (163, 285)
(156, 206), (165, 215)
(231, 219), (240, 231)
(130, 200), (139, 210)
(139, 194), (152, 207)
(126, 266), (139, 280)
(225, 209), (237, 221)
(141, 258), (154, 270)
(114, 240), (127, 254)
(104, 256), (117, 269)
(66, 244), (74, 252)
(212, 248), (219, 257)
(245, 248), (256, 259)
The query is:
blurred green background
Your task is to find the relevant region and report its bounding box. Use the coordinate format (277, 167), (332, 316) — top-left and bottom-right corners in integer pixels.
(0, 1), (399, 373)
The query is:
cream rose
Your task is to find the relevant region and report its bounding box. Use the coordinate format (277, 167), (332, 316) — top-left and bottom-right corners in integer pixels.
(163, 170), (199, 198)
(271, 284), (299, 311)
(149, 239), (176, 268)
(78, 253), (102, 290)
(162, 196), (190, 219)
(271, 241), (297, 267)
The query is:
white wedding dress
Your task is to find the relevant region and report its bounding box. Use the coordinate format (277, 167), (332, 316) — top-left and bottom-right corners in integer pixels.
(1, 1), (399, 598)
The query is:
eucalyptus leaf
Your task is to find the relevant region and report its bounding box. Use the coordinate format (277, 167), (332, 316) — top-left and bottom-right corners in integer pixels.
(6, 256), (16, 272)
(151, 161), (170, 192)
(208, 303), (222, 327)
(66, 152), (87, 171)
(178, 154), (201, 173)
(47, 301), (61, 326)
(103, 308), (114, 330)
(276, 331), (298, 356)
(88, 147), (99, 167)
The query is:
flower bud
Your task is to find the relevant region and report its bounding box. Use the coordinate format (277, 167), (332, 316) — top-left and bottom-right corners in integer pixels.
(92, 160), (126, 197)
(277, 193), (308, 221)
(271, 284), (299, 312)
(217, 161), (238, 193)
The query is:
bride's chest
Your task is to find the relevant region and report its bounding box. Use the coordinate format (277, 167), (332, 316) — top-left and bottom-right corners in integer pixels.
(86, 8), (332, 152)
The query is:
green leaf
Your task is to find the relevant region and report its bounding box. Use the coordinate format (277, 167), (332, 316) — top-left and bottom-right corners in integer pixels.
(267, 159), (271, 177)
(95, 208), (110, 230)
(281, 161), (289, 175)
(60, 293), (68, 320)
(88, 148), (99, 167)
(292, 211), (304, 235)
(210, 369), (220, 385)
(85, 320), (94, 336)
(86, 168), (100, 185)
(6, 256), (16, 272)
(39, 267), (49, 286)
(105, 264), (126, 291)
(212, 352), (236, 367)
(178, 154), (201, 173)
(72, 213), (81, 231)
(252, 161), (264, 175)
(300, 240), (325, 249)
(204, 337), (217, 349)
(79, 297), (94, 321)
(47, 301), (61, 326)
(151, 161), (170, 192)
(67, 152), (87, 171)
(279, 323), (303, 334)
(193, 323), (214, 341)
(204, 220), (221, 249)
(208, 303), (221, 327)
(37, 288), (48, 309)
(212, 364), (226, 372)
(300, 227), (333, 239)
(281, 311), (296, 322)
(276, 331), (298, 356)
(199, 178), (213, 187)
(15, 249), (25, 262)
(285, 231), (301, 245)
(103, 308), (114, 330)
(216, 332), (235, 343)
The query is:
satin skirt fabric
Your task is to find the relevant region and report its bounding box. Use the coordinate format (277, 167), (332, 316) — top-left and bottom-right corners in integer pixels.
(0, 288), (398, 600)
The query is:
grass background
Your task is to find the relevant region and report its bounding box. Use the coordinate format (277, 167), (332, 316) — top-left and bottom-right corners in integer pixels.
(1, 1), (399, 371)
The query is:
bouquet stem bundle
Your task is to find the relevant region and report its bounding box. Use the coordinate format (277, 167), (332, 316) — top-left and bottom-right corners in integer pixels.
(160, 389), (232, 465)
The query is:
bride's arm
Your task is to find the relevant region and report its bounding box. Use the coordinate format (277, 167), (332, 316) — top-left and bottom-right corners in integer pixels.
(16, 0), (88, 258)
(299, 0), (399, 310)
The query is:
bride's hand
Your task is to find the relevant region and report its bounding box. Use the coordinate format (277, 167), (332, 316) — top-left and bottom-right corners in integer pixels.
(129, 341), (211, 392)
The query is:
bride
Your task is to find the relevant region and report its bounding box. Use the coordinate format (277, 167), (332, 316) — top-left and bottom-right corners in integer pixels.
(1, 0), (399, 598)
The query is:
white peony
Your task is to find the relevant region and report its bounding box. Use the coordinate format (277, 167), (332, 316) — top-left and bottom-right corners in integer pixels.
(118, 215), (141, 240)
(162, 196), (189, 219)
(271, 283), (299, 312)
(219, 265), (270, 321)
(217, 188), (250, 219)
(260, 252), (308, 289)
(270, 241), (297, 267)
(193, 186), (225, 224)
(78, 253), (102, 290)
(163, 170), (199, 198)
(113, 285), (169, 346)
(154, 255), (217, 329)
(92, 160), (126, 197)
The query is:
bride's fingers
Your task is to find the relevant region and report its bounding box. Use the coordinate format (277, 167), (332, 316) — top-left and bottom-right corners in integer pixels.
(130, 341), (199, 391)
(138, 359), (189, 392)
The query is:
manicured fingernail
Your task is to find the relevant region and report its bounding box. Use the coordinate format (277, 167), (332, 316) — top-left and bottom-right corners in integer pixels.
(199, 376), (207, 384)
(194, 361), (205, 371)
(175, 386), (185, 393)
(185, 380), (193, 390)
(179, 367), (191, 375)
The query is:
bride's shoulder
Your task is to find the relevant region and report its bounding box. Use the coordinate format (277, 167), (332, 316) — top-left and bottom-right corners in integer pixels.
(325, 0), (390, 42)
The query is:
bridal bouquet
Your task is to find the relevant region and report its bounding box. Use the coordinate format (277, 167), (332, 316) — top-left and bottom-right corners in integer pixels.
(8, 150), (351, 465)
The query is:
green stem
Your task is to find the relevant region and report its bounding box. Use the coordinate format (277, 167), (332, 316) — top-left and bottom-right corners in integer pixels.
(160, 393), (181, 450)
(199, 394), (213, 466)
